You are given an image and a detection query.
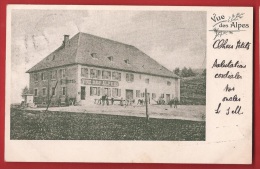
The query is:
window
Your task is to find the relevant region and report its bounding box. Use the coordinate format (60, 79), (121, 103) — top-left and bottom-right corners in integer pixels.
(34, 89), (38, 96)
(42, 88), (46, 96)
(90, 69), (101, 79)
(41, 72), (47, 81)
(124, 59), (130, 64)
(152, 93), (156, 99)
(81, 68), (88, 78)
(141, 92), (145, 98)
(50, 70), (57, 79)
(91, 53), (98, 59)
(102, 70), (111, 80)
(33, 73), (39, 82)
(108, 56), (113, 61)
(126, 73), (134, 82)
(161, 94), (164, 98)
(136, 90), (140, 98)
(112, 72), (121, 81)
(167, 81), (171, 86)
(52, 55), (55, 61)
(145, 78), (149, 84)
(90, 87), (101, 96)
(104, 88), (111, 97)
(62, 87), (66, 96)
(60, 69), (66, 79)
(52, 87), (56, 96)
(112, 88), (121, 97)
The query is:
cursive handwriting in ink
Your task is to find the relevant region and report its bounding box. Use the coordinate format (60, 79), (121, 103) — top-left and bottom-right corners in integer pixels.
(226, 106), (243, 115)
(215, 103), (221, 114)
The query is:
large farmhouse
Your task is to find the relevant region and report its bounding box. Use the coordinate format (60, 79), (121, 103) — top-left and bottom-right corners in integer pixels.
(27, 32), (180, 106)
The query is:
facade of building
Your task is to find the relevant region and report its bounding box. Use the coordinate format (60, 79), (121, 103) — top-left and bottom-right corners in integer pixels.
(27, 32), (180, 106)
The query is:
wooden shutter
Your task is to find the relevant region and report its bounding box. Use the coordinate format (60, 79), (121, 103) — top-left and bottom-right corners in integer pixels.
(97, 87), (101, 96)
(112, 88), (115, 97)
(97, 70), (101, 79)
(101, 87), (104, 96)
(118, 89), (121, 97)
(108, 88), (111, 97)
(126, 74), (129, 81)
(90, 87), (93, 96)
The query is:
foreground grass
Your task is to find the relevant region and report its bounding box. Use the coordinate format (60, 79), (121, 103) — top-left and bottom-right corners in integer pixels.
(10, 108), (205, 140)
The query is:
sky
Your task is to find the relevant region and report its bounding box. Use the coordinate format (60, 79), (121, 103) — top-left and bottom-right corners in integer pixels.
(11, 9), (206, 103)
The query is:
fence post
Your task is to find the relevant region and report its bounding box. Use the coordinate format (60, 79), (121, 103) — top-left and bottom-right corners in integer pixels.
(145, 88), (149, 121)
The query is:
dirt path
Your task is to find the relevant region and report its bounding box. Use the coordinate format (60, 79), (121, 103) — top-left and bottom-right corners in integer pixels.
(28, 104), (206, 121)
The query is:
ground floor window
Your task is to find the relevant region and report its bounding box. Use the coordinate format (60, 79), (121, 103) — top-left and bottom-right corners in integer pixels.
(112, 88), (121, 97)
(161, 94), (164, 98)
(136, 90), (140, 98)
(141, 92), (145, 97)
(62, 87), (66, 96)
(90, 87), (101, 96)
(42, 88), (46, 96)
(104, 88), (111, 97)
(52, 87), (56, 96)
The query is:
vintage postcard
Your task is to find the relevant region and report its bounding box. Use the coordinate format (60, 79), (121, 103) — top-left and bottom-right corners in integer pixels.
(5, 5), (252, 163)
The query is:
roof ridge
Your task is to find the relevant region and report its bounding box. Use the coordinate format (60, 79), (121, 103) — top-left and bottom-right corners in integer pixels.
(78, 32), (135, 48)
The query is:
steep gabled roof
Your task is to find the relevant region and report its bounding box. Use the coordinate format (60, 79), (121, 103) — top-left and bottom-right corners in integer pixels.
(27, 32), (179, 79)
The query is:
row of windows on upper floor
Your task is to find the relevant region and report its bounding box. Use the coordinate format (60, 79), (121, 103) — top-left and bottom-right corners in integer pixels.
(32, 68), (173, 86)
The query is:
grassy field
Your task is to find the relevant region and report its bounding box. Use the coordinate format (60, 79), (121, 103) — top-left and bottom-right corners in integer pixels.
(10, 108), (205, 141)
(180, 75), (206, 105)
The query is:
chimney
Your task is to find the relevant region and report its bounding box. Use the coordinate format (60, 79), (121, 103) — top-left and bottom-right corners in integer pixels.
(63, 35), (70, 47)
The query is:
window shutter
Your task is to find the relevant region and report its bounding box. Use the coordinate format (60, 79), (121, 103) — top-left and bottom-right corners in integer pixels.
(97, 87), (101, 96)
(108, 88), (111, 97)
(112, 88), (115, 97)
(126, 74), (129, 81)
(90, 87), (93, 96)
(59, 88), (62, 95)
(97, 70), (101, 79)
(101, 87), (104, 96)
(119, 89), (121, 97)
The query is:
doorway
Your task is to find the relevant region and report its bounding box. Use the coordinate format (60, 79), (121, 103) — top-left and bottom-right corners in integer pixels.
(81, 86), (86, 100)
(126, 89), (133, 100)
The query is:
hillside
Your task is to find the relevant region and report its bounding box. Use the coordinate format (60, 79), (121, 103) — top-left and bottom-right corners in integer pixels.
(180, 75), (206, 105)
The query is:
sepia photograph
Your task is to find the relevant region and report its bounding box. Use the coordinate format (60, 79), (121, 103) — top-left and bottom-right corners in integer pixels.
(9, 9), (207, 141)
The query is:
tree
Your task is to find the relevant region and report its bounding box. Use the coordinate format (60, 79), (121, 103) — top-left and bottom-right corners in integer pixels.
(181, 67), (189, 77)
(187, 67), (195, 77)
(202, 69), (206, 76)
(174, 67), (180, 76)
(21, 86), (29, 99)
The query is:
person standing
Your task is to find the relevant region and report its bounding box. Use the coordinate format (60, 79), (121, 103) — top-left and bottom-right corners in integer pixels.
(174, 97), (178, 108)
(111, 98), (114, 105)
(106, 96), (109, 106)
(102, 95), (106, 106)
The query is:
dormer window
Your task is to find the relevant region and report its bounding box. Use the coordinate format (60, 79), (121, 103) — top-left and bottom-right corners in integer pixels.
(91, 53), (98, 59)
(52, 55), (55, 61)
(124, 59), (130, 64)
(108, 56), (113, 61)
